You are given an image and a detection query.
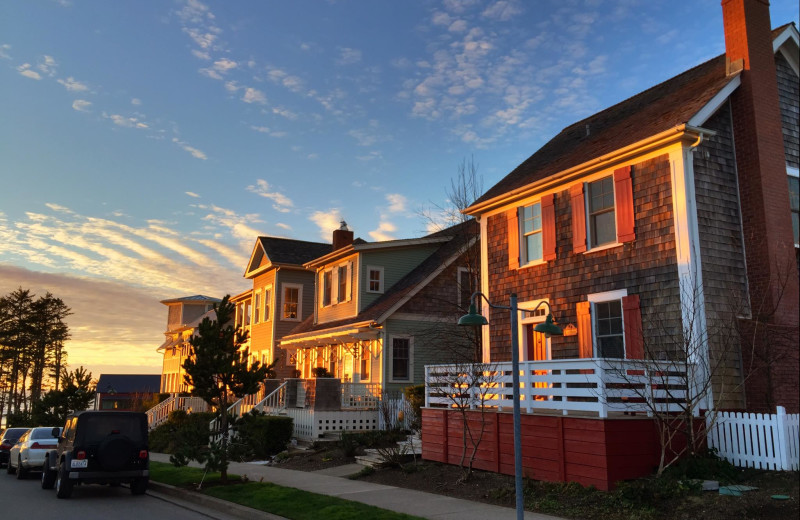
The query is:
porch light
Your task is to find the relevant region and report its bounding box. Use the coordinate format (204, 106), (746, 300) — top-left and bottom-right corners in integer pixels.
(457, 292), (562, 520)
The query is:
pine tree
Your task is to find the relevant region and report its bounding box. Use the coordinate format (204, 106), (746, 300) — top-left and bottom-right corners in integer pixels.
(182, 295), (268, 482)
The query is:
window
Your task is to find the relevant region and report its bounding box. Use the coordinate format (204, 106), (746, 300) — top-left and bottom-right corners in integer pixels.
(367, 266), (384, 293)
(588, 176), (616, 247)
(789, 172), (799, 247)
(521, 202), (543, 263)
(360, 345), (370, 381)
(244, 301), (251, 327)
(391, 337), (412, 381)
(253, 292), (261, 324)
(593, 300), (624, 358)
(329, 346), (338, 377)
(322, 270), (332, 306)
(457, 267), (477, 308)
(282, 284), (302, 321)
(264, 287), (272, 320)
(338, 264), (348, 302)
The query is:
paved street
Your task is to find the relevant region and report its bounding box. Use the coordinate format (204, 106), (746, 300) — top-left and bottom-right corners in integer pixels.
(0, 468), (240, 520)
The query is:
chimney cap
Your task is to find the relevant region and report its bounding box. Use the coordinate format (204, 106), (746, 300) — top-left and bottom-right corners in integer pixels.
(339, 220), (349, 231)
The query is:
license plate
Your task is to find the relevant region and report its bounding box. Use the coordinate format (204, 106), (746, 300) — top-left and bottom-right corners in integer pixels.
(70, 459), (88, 469)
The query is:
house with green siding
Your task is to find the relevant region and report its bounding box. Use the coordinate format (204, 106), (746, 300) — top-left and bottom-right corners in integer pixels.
(280, 220), (479, 395)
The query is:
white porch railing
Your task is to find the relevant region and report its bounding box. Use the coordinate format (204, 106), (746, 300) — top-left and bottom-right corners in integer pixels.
(253, 381), (288, 414)
(707, 406), (800, 471)
(147, 395), (209, 430)
(425, 358), (691, 419)
(341, 382), (381, 409)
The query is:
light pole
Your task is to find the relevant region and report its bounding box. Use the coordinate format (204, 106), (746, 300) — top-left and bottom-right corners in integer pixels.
(458, 293), (562, 520)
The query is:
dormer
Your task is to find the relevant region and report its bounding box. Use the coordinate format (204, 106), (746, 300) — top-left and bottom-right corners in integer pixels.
(160, 295), (220, 333)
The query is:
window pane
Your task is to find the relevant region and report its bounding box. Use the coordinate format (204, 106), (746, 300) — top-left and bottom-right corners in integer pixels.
(591, 209), (616, 246)
(599, 336), (624, 358)
(595, 300), (624, 359)
(392, 338), (410, 380)
(789, 176), (799, 212)
(526, 233), (542, 261)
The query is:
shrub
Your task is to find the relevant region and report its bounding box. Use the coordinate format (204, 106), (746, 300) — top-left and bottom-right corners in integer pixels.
(233, 411), (293, 459)
(662, 448), (740, 484)
(311, 367), (332, 378)
(339, 431), (361, 457)
(149, 411), (215, 454)
(403, 385), (425, 431)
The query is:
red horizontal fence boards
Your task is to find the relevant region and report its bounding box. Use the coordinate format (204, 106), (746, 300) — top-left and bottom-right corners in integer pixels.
(421, 408), (663, 491)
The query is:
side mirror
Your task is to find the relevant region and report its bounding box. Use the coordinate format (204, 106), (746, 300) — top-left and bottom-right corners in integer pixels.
(51, 427), (61, 438)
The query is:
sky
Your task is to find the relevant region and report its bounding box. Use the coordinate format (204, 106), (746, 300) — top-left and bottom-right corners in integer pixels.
(1, 0), (797, 379)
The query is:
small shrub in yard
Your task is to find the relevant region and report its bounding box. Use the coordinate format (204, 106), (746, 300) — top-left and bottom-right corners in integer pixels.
(234, 411), (293, 459)
(339, 431), (361, 457)
(403, 385), (425, 431)
(662, 448), (740, 484)
(149, 411), (215, 454)
(349, 465), (375, 479)
(377, 443), (410, 467)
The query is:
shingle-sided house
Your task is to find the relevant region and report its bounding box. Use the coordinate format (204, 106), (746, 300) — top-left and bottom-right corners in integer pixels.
(422, 0), (799, 490)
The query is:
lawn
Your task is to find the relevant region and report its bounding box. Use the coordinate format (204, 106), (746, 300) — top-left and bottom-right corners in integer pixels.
(148, 461), (424, 520)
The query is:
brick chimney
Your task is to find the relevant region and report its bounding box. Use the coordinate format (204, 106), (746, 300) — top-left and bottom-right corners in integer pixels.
(722, 0), (800, 412)
(332, 220), (354, 251)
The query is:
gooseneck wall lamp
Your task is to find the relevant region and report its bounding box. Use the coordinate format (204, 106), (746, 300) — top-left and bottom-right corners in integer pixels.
(458, 292), (562, 520)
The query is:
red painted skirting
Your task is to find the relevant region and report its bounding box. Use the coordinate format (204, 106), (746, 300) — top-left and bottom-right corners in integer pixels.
(421, 408), (664, 491)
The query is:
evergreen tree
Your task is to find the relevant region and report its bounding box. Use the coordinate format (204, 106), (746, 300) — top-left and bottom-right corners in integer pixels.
(182, 295), (268, 482)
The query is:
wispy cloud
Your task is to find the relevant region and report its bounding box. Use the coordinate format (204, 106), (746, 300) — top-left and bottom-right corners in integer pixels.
(131, 98), (142, 105)
(246, 180), (293, 213)
(337, 47), (362, 65)
(386, 194), (408, 213)
(185, 191), (200, 198)
(242, 87), (266, 104)
(0, 44), (12, 60)
(310, 209), (342, 242)
(17, 63), (42, 80)
(103, 112), (149, 129)
(72, 99), (92, 112)
(369, 220), (397, 241)
(57, 76), (88, 91)
(172, 137), (207, 160)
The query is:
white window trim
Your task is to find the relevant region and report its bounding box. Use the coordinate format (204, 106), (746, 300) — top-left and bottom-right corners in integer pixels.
(358, 344), (371, 382)
(519, 201), (545, 266)
(584, 176), (620, 252)
(366, 265), (384, 293)
(281, 283), (303, 322)
(388, 335), (413, 383)
(253, 291), (261, 324)
(789, 166), (799, 248)
(321, 269), (333, 307)
(336, 261), (352, 303)
(587, 289), (628, 359)
(264, 285), (273, 321)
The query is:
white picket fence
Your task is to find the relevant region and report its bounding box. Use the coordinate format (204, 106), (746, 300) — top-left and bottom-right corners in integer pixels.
(707, 406), (800, 471)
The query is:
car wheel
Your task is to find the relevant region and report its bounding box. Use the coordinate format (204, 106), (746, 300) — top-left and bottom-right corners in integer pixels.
(130, 477), (148, 495)
(16, 456), (27, 479)
(97, 435), (136, 471)
(6, 459), (15, 474)
(55, 462), (73, 499)
(41, 458), (56, 489)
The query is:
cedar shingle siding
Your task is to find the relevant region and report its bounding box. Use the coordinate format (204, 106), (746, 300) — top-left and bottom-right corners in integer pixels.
(776, 51), (799, 169)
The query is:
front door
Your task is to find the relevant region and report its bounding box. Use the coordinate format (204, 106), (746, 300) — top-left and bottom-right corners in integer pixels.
(525, 324), (549, 399)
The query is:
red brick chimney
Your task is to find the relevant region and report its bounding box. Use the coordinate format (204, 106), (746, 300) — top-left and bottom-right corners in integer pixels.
(722, 0), (800, 412)
(332, 220), (354, 251)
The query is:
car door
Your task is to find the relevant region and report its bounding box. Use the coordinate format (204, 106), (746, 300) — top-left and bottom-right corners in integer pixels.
(9, 430), (29, 468)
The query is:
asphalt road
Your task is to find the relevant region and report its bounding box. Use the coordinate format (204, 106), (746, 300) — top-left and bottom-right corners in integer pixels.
(0, 466), (240, 520)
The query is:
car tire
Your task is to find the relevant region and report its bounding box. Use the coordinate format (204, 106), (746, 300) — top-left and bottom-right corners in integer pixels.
(97, 435), (136, 471)
(42, 466), (56, 489)
(55, 462), (73, 499)
(130, 477), (148, 495)
(6, 460), (15, 474)
(16, 456), (27, 479)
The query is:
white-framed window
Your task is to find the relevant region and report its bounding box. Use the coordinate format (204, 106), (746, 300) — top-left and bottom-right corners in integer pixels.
(244, 300), (251, 327)
(520, 202), (543, 264)
(337, 264), (349, 303)
(789, 167), (799, 247)
(282, 283), (302, 321)
(389, 335), (413, 382)
(587, 176), (616, 248)
(359, 345), (370, 381)
(264, 286), (272, 321)
(367, 265), (384, 293)
(457, 267), (478, 308)
(253, 291), (261, 324)
(588, 289), (627, 359)
(321, 270), (332, 307)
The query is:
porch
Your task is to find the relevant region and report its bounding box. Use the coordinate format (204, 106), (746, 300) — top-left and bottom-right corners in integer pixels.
(422, 358), (690, 490)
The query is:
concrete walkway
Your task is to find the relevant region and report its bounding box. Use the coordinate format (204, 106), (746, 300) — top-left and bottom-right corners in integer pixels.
(150, 453), (563, 520)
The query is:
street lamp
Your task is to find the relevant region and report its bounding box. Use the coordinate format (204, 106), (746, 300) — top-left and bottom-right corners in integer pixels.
(458, 292), (562, 520)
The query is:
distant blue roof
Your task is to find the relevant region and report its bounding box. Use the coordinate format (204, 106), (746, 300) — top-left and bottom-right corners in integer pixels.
(160, 295), (221, 305)
(96, 374), (161, 394)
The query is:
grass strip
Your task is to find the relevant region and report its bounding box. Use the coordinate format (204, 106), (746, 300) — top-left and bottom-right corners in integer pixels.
(150, 461), (423, 520)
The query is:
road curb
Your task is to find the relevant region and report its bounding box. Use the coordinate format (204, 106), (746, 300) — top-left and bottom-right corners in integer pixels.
(148, 481), (287, 520)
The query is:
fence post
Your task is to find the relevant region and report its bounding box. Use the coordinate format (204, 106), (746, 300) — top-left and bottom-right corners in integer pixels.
(775, 406), (789, 471)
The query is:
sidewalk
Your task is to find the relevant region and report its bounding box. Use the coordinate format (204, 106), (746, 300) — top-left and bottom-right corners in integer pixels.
(149, 453), (563, 520)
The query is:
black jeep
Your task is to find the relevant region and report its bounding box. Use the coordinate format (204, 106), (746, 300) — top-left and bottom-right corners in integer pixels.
(42, 411), (149, 498)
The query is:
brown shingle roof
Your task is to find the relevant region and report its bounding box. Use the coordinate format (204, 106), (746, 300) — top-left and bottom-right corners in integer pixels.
(471, 53), (734, 208)
(258, 237), (331, 265)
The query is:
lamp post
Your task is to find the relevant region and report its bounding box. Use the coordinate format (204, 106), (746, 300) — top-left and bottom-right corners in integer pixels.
(458, 293), (562, 520)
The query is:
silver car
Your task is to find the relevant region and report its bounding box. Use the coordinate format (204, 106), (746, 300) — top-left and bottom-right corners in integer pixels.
(6, 427), (61, 479)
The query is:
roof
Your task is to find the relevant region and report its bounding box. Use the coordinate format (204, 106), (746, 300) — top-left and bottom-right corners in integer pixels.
(258, 237), (331, 265)
(469, 53), (735, 209)
(160, 295), (220, 305)
(95, 374), (161, 394)
(284, 220), (478, 339)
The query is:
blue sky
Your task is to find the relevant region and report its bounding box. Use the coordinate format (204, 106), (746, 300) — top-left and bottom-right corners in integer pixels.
(1, 0), (797, 376)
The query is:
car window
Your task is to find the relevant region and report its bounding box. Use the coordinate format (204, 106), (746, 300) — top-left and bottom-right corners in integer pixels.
(81, 415), (144, 444)
(31, 428), (59, 440)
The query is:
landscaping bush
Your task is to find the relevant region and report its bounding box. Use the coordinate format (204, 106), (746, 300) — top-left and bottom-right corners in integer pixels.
(403, 385), (425, 431)
(149, 411), (215, 454)
(234, 411), (293, 459)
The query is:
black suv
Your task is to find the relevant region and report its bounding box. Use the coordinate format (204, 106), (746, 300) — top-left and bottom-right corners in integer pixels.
(42, 411), (149, 498)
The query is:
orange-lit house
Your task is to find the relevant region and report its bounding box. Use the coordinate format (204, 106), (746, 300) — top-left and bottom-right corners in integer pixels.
(422, 0), (799, 490)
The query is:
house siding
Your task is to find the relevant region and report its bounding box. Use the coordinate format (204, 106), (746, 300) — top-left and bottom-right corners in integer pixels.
(360, 246), (439, 310)
(276, 270), (316, 338)
(776, 52), (799, 169)
(485, 154), (682, 362)
(250, 270), (277, 365)
(316, 252), (359, 323)
(693, 102), (748, 408)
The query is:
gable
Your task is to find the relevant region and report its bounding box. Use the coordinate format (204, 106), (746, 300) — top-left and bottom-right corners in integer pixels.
(244, 240), (270, 278)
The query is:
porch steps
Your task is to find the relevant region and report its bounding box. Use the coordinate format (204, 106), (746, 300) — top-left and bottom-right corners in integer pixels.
(355, 433), (422, 467)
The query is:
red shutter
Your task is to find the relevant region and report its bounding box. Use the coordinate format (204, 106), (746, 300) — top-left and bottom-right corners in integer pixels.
(541, 193), (556, 261)
(507, 208), (519, 270)
(622, 294), (644, 359)
(614, 165), (635, 243)
(570, 184), (587, 253)
(576, 301), (592, 358)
